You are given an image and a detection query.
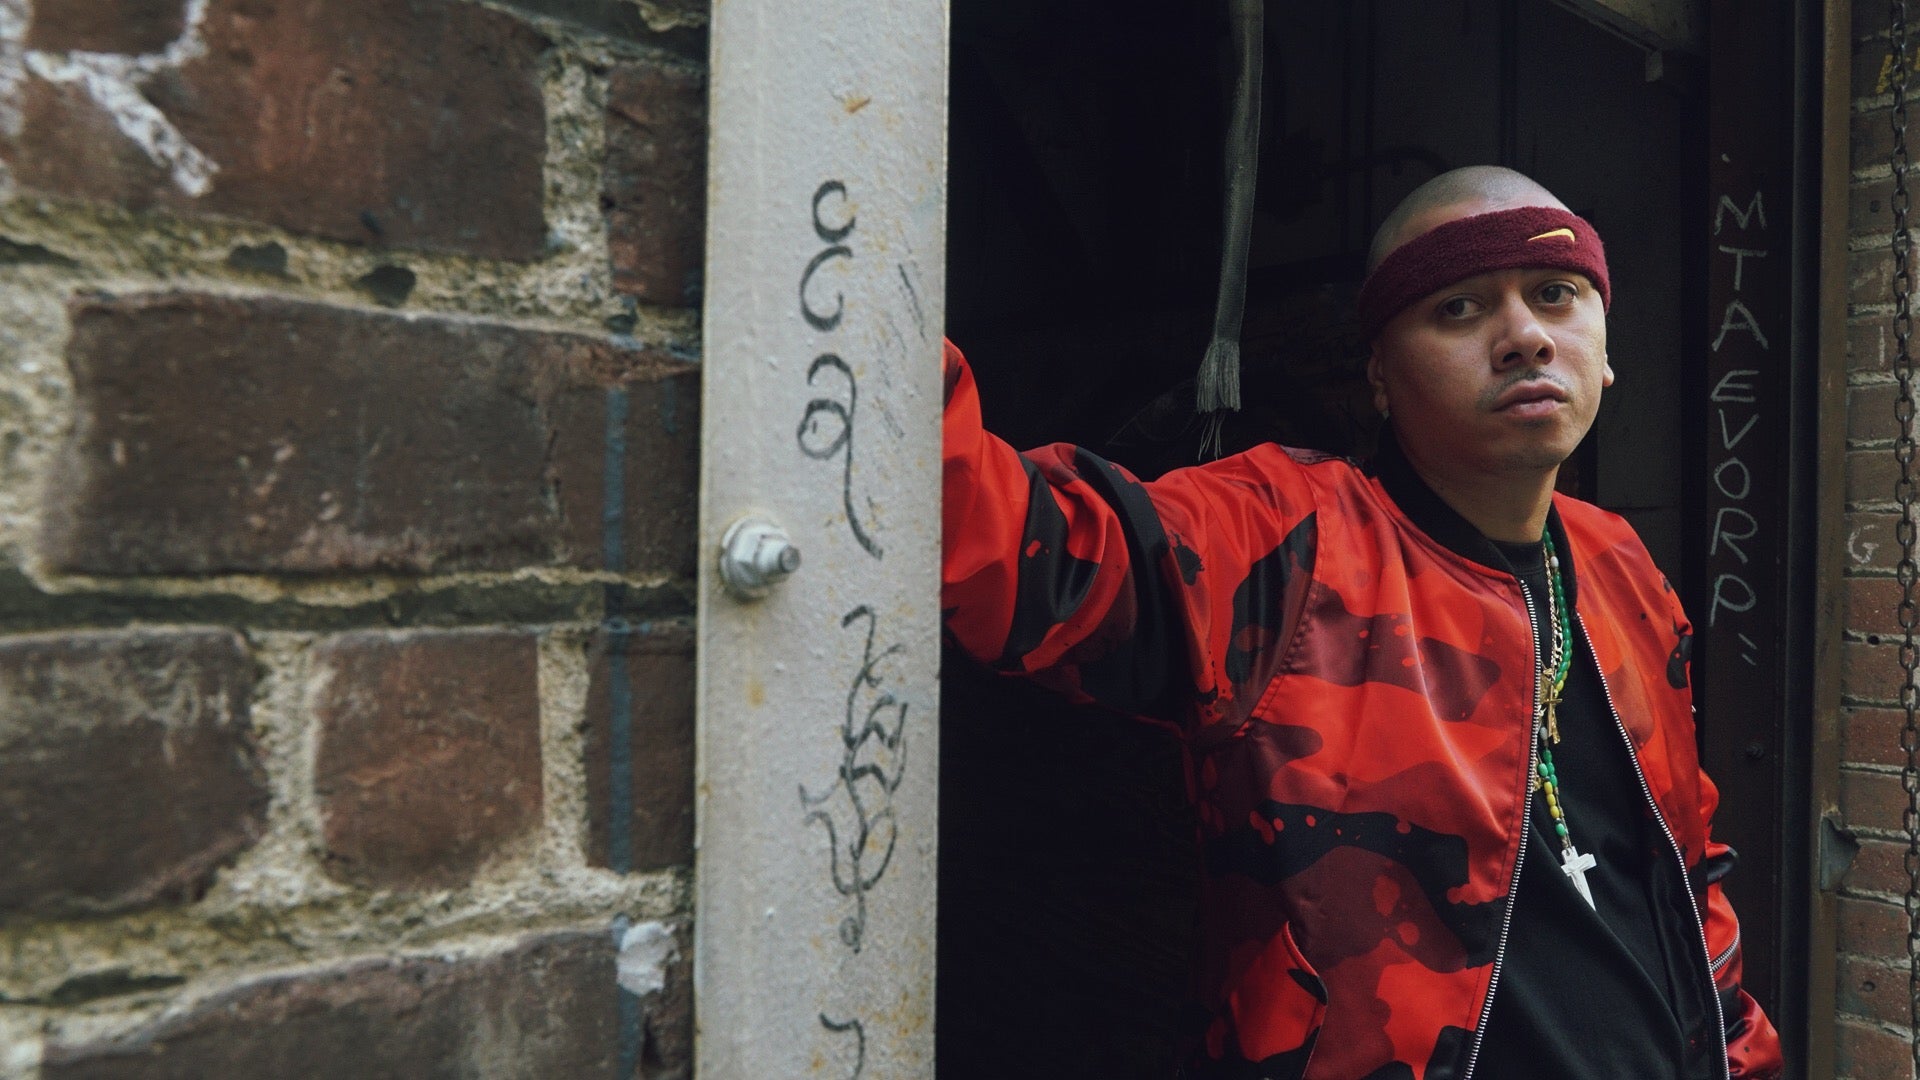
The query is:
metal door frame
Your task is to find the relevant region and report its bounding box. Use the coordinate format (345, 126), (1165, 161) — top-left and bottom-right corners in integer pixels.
(1694, 2), (1849, 1074)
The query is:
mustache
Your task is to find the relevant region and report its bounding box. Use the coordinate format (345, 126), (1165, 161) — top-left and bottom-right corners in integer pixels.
(1478, 371), (1572, 410)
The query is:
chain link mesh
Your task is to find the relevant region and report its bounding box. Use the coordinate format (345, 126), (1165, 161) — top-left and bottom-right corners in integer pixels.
(1891, 2), (1920, 1074)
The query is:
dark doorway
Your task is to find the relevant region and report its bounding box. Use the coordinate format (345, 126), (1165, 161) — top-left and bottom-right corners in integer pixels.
(939, 4), (1702, 1075)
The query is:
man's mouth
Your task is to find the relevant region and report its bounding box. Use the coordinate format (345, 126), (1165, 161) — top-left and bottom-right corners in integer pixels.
(1493, 381), (1570, 414)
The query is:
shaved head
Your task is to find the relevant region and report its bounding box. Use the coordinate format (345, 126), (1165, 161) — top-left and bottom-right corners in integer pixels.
(1366, 166), (1568, 272)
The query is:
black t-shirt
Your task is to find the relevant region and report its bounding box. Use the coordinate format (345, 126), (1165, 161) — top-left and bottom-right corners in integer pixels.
(1470, 539), (1720, 1080)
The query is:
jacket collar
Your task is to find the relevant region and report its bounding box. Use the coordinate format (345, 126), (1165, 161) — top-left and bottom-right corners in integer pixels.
(1365, 427), (1580, 604)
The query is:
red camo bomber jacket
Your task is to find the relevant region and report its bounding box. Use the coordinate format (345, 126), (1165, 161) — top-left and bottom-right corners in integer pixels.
(940, 342), (1783, 1079)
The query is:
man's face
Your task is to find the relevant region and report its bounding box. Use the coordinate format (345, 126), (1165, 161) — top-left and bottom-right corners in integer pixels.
(1366, 238), (1612, 485)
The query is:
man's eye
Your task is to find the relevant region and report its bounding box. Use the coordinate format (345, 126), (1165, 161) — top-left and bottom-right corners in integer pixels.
(1439, 297), (1479, 318)
(1538, 282), (1578, 304)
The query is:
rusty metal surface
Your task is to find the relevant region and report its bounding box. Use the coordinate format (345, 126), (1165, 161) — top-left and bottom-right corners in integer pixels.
(1803, 3), (1851, 1075)
(1704, 0), (1820, 1045)
(1700, 0), (1797, 1026)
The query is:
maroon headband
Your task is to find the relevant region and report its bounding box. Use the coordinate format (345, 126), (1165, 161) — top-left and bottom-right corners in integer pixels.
(1356, 206), (1610, 339)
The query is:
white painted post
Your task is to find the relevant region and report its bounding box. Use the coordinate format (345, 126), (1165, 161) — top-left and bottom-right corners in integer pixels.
(696, 1), (947, 1076)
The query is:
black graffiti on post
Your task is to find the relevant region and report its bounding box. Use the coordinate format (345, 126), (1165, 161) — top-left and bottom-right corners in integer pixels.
(796, 182), (909, 1072)
(819, 1013), (868, 1079)
(798, 354), (882, 558)
(801, 181), (855, 330)
(796, 180), (882, 559)
(813, 179), (856, 242)
(800, 605), (909, 955)
(802, 247), (853, 331)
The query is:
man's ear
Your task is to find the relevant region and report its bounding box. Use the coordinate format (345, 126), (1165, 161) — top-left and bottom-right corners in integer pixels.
(1366, 350), (1389, 415)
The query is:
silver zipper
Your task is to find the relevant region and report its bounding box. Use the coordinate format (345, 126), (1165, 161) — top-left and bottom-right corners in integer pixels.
(1710, 930), (1740, 975)
(1574, 610), (1732, 1080)
(1459, 578), (1540, 1080)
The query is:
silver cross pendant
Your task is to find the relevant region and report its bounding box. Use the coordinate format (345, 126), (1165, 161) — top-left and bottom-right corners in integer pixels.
(1561, 845), (1597, 909)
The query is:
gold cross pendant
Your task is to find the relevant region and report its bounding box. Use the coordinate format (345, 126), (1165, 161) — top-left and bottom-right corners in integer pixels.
(1538, 673), (1562, 744)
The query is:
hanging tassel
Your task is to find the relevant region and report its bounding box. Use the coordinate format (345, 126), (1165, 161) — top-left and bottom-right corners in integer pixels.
(1196, 0), (1264, 459)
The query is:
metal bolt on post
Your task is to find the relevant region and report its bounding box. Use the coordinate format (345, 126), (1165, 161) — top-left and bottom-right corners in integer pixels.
(719, 515), (802, 600)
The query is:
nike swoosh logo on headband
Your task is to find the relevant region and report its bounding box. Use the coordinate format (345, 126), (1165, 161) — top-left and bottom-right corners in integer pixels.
(1527, 228), (1577, 244)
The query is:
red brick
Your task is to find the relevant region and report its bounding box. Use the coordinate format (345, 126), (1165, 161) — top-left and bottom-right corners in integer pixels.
(1851, 382), (1902, 445)
(0, 628), (265, 916)
(1846, 706), (1916, 769)
(1853, 244), (1896, 304)
(1843, 837), (1914, 895)
(1843, 767), (1912, 834)
(1, 0), (547, 259)
(620, 0), (704, 25)
(41, 931), (649, 1079)
(40, 292), (698, 576)
(1856, 35), (1920, 102)
(496, 0), (706, 54)
(314, 630), (542, 890)
(1854, 105), (1898, 172)
(1848, 320), (1920, 379)
(1850, 448), (1904, 509)
(1838, 895), (1909, 959)
(1855, 177), (1900, 239)
(606, 60), (708, 306)
(1858, 2), (1893, 43)
(1836, 1017), (1916, 1080)
(1846, 639), (1907, 705)
(623, 918), (694, 1073)
(1851, 316), (1893, 375)
(1847, 511), (1904, 572)
(1840, 954), (1913, 1028)
(25, 0), (186, 53)
(1849, 575), (1907, 633)
(584, 620), (694, 873)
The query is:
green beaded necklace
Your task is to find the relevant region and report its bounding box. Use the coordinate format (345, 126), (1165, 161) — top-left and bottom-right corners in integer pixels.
(1535, 530), (1597, 908)
(1537, 530), (1573, 742)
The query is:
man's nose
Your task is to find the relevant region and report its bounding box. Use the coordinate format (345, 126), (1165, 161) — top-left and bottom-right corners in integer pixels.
(1492, 295), (1554, 368)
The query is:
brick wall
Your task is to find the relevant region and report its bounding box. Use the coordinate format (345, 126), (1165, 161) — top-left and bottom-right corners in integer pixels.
(1843, 5), (1920, 1078)
(0, 1), (705, 1075)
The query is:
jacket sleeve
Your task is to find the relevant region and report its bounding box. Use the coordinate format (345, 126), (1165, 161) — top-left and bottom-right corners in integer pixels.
(1693, 763), (1784, 1079)
(1669, 599), (1783, 1079)
(942, 339), (1319, 728)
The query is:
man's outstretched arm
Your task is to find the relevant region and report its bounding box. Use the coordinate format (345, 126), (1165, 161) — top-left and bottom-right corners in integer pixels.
(941, 339), (1319, 728)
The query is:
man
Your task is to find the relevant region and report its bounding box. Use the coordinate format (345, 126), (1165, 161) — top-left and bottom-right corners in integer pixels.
(941, 166), (1782, 1079)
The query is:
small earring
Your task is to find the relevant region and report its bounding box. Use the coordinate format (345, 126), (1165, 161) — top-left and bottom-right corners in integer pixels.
(1380, 404), (1391, 420)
